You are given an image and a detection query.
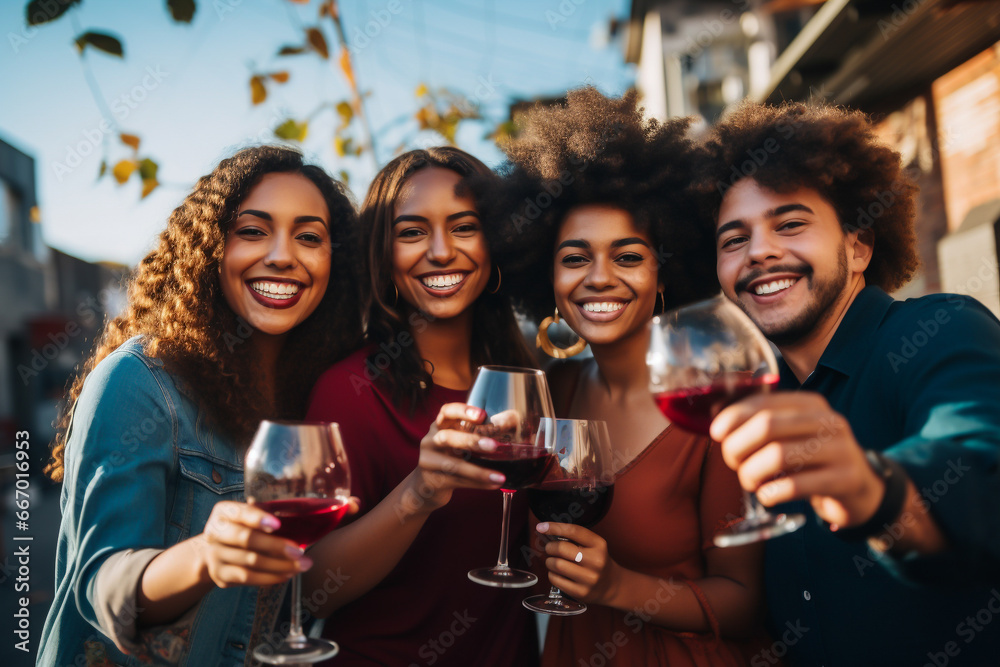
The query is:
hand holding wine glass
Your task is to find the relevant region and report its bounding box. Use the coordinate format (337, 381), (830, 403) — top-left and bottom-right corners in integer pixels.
(648, 295), (805, 547)
(244, 420), (352, 664)
(464, 366), (556, 588)
(525, 418), (617, 615)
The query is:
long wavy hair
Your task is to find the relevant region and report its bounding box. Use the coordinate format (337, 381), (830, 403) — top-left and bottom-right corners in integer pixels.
(360, 147), (535, 409)
(46, 145), (363, 482)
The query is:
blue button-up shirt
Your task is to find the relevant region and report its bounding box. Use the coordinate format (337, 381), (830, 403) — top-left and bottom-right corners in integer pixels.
(764, 287), (1000, 666)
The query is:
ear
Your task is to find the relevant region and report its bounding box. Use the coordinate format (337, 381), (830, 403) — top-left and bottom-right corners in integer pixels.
(847, 228), (874, 275)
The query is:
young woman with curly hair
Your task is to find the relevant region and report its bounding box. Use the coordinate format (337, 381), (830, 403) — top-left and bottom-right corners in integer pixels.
(38, 145), (363, 666)
(490, 87), (770, 666)
(303, 147), (541, 666)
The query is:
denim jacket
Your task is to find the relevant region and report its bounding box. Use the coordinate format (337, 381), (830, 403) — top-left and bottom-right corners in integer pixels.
(38, 337), (278, 666)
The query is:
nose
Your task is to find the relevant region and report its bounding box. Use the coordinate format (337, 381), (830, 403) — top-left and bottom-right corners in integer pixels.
(745, 229), (783, 265)
(426, 230), (457, 265)
(264, 233), (296, 270)
(583, 255), (616, 290)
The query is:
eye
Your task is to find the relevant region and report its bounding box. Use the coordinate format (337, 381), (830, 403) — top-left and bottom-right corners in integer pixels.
(236, 227), (266, 238)
(452, 222), (480, 235)
(720, 235), (747, 249)
(397, 227), (426, 239)
(560, 254), (589, 266)
(297, 232), (324, 244)
(778, 220), (805, 232)
(615, 252), (644, 264)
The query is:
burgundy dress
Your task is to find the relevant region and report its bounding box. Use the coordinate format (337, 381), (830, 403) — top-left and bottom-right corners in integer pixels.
(306, 347), (539, 666)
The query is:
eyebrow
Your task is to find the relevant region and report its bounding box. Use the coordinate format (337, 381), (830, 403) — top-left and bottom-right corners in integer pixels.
(716, 203), (815, 239)
(556, 237), (650, 251)
(237, 209), (328, 227)
(392, 210), (480, 226)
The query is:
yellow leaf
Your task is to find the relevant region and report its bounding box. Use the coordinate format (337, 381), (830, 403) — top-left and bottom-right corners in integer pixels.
(275, 119), (308, 142)
(335, 101), (353, 128)
(120, 133), (140, 151)
(269, 71), (290, 83)
(112, 160), (137, 185)
(141, 178), (159, 199)
(98, 160), (107, 179)
(415, 83), (428, 98)
(29, 206), (41, 223)
(334, 135), (348, 157)
(338, 48), (355, 91)
(337, 169), (349, 184)
(250, 76), (266, 105)
(306, 27), (329, 59)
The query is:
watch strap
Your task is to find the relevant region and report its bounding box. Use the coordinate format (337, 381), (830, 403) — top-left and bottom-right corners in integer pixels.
(831, 450), (908, 542)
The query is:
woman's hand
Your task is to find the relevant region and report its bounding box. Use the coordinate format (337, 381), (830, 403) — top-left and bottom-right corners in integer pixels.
(536, 521), (624, 606)
(401, 403), (506, 518)
(197, 501), (316, 588)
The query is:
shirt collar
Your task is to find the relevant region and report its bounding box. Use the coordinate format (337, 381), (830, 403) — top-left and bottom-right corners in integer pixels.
(778, 285), (895, 385)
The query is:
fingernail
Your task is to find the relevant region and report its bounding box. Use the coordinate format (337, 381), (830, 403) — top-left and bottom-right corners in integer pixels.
(466, 407), (484, 420)
(489, 472), (505, 484)
(284, 544), (304, 558)
(262, 516), (280, 531)
(298, 557), (314, 570)
(536, 522), (549, 533)
(478, 438), (497, 452)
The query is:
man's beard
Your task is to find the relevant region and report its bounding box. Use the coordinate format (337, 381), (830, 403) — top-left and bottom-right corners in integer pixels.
(735, 246), (849, 347)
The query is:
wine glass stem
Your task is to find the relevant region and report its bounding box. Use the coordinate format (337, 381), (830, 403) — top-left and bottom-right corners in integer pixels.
(744, 491), (763, 520)
(286, 573), (307, 646)
(495, 490), (514, 569)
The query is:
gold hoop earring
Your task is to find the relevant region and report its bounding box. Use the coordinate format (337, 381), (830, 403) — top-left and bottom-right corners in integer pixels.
(489, 266), (502, 294)
(391, 282), (399, 306)
(658, 290), (665, 314)
(536, 308), (587, 358)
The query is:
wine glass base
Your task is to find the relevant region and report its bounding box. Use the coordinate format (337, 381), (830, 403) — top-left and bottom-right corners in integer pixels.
(714, 512), (806, 548)
(468, 567), (538, 588)
(253, 637), (339, 664)
(522, 594), (587, 616)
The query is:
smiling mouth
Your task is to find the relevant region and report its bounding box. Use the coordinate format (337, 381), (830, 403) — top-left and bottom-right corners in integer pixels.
(249, 280), (301, 300)
(581, 302), (626, 313)
(752, 278), (799, 296)
(420, 273), (467, 291)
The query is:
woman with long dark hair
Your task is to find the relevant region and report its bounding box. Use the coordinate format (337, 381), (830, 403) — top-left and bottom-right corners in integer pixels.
(38, 145), (362, 665)
(304, 147), (540, 666)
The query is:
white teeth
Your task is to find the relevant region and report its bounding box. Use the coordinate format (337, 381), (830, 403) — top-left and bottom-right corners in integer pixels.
(250, 281), (300, 299)
(582, 302), (626, 313)
(754, 278), (796, 295)
(421, 273), (465, 289)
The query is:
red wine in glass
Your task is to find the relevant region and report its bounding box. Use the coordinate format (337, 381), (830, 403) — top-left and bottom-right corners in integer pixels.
(527, 480), (614, 529)
(244, 420), (351, 664)
(255, 498), (350, 550)
(648, 295), (805, 548)
(464, 443), (553, 491)
(655, 372), (779, 435)
(522, 418), (616, 617)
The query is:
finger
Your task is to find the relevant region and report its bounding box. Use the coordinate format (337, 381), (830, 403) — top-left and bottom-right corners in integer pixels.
(535, 522), (604, 548)
(207, 519), (300, 556)
(212, 544), (311, 574)
(210, 501), (282, 534)
(436, 403), (486, 430)
(755, 467), (847, 506)
(718, 409), (831, 470)
(346, 496), (361, 515)
(430, 428), (498, 453)
(547, 571), (590, 601)
(545, 559), (598, 589)
(419, 449), (505, 487)
(213, 564), (299, 589)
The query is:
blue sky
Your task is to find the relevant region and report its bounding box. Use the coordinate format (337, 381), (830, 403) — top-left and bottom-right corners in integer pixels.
(0, 0), (633, 265)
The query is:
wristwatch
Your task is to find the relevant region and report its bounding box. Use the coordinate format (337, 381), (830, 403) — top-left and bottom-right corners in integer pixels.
(830, 450), (908, 542)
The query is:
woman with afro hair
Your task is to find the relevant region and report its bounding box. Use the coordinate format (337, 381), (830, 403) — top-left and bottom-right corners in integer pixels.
(38, 145), (363, 665)
(489, 87), (771, 665)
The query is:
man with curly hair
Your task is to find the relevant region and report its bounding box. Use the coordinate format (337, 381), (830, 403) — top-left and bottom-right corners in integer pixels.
(696, 102), (1000, 665)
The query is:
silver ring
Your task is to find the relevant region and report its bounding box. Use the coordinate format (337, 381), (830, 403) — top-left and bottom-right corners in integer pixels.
(574, 551), (583, 563)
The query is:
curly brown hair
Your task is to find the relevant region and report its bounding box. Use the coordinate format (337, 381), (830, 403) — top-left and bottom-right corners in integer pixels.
(360, 147), (536, 409)
(693, 101), (920, 292)
(481, 87), (720, 324)
(46, 145), (363, 482)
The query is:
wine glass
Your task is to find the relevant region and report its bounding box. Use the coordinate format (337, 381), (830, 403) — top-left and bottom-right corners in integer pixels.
(523, 418), (615, 616)
(647, 295), (805, 547)
(464, 366), (556, 588)
(244, 420), (352, 664)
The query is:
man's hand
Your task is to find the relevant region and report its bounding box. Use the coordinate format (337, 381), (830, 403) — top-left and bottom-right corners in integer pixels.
(710, 391), (885, 529)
